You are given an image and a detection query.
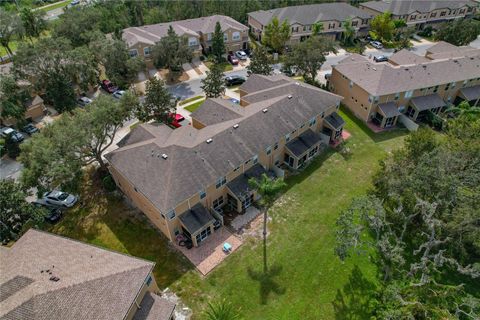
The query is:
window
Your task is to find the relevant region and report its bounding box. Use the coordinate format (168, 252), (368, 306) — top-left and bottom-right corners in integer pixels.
(321, 112), (325, 118)
(266, 146), (272, 155)
(445, 83), (450, 91)
(352, 21), (358, 27)
(405, 90), (413, 98)
(309, 117), (316, 126)
(188, 37), (198, 46)
(232, 31), (240, 41)
(430, 12), (437, 18)
(215, 176), (226, 189)
(199, 190), (206, 199)
(252, 155), (258, 164)
(273, 142), (279, 150)
(223, 33), (228, 41)
(245, 159), (251, 165)
(463, 80), (468, 86)
(440, 11), (446, 17)
(166, 210), (175, 220)
(146, 276), (152, 286)
(433, 85), (439, 93)
(328, 23), (335, 29)
(234, 166), (240, 172)
(129, 49), (138, 57)
(143, 47), (151, 56)
(285, 133), (291, 142)
(410, 15), (416, 20)
(213, 196), (224, 209)
(349, 81), (353, 88)
(207, 33), (212, 41)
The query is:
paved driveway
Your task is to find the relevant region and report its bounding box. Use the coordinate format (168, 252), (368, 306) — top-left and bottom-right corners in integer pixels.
(0, 157), (23, 180)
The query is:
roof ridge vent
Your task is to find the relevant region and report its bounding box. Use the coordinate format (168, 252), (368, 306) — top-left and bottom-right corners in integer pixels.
(206, 138), (213, 144)
(372, 67), (377, 71)
(262, 108), (268, 113)
(161, 154), (168, 159)
(233, 124), (239, 129)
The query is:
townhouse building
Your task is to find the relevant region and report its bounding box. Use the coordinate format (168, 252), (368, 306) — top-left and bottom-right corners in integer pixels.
(0, 229), (175, 320)
(248, 2), (372, 43)
(359, 0), (478, 30)
(106, 75), (344, 247)
(329, 44), (480, 130)
(122, 15), (249, 66)
(0, 95), (46, 126)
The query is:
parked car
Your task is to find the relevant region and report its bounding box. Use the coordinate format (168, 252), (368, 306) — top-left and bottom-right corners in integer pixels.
(112, 90), (125, 99)
(101, 79), (118, 94)
(77, 96), (93, 107)
(0, 127), (24, 143)
(225, 75), (246, 86)
(168, 113), (186, 128)
(370, 41), (383, 49)
(39, 191), (78, 208)
(235, 51), (248, 60)
(374, 55), (389, 62)
(44, 207), (63, 224)
(22, 123), (39, 135)
(228, 54), (239, 65)
(281, 66), (296, 77)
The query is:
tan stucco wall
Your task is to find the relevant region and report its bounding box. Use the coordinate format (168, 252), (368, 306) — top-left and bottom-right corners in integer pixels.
(191, 118), (206, 129)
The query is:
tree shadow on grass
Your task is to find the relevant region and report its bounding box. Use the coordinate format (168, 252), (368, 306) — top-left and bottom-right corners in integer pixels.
(332, 265), (378, 320)
(247, 264), (286, 305)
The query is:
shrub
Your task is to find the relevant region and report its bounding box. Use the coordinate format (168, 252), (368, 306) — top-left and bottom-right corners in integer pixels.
(102, 174), (117, 192)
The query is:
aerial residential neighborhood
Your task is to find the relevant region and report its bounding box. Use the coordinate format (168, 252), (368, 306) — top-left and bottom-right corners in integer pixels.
(1, 1), (479, 319)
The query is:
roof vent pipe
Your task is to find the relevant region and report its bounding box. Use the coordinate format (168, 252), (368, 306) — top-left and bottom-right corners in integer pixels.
(161, 154), (168, 159)
(287, 95), (292, 99)
(233, 124), (239, 129)
(262, 108), (268, 113)
(206, 138), (213, 144)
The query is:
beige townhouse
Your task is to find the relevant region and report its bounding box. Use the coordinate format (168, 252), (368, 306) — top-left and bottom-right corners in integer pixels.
(0, 95), (46, 126)
(122, 15), (249, 67)
(248, 2), (372, 43)
(106, 75), (344, 247)
(359, 0), (478, 30)
(0, 229), (176, 320)
(329, 44), (480, 130)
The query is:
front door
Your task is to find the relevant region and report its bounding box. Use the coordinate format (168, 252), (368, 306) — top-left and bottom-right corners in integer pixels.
(195, 226), (212, 245)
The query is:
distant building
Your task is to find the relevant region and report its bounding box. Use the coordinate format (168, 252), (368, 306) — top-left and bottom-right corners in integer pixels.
(359, 0), (478, 30)
(248, 3), (372, 43)
(0, 229), (176, 320)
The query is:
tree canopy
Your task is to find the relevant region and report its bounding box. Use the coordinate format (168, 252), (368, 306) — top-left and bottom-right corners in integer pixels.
(211, 21), (225, 61)
(20, 7), (46, 40)
(134, 77), (176, 123)
(369, 11), (395, 42)
(0, 75), (30, 123)
(435, 19), (480, 46)
(247, 46), (273, 76)
(261, 16), (291, 53)
(201, 63), (225, 98)
(0, 8), (23, 57)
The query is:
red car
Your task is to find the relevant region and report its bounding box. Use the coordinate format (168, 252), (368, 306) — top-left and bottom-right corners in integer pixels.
(228, 54), (239, 65)
(101, 79), (118, 94)
(168, 113), (185, 128)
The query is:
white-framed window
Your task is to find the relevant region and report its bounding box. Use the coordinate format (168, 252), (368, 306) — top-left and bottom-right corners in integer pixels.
(213, 196), (224, 209)
(188, 37), (198, 46)
(223, 33), (228, 41)
(405, 90), (413, 98)
(274, 142), (279, 150)
(266, 146), (272, 155)
(394, 92), (400, 100)
(252, 155), (258, 164)
(207, 33), (212, 41)
(129, 49), (138, 57)
(349, 81), (353, 88)
(216, 176), (226, 189)
(309, 117), (316, 126)
(285, 133), (291, 142)
(143, 47), (151, 56)
(166, 210), (176, 220)
(199, 190), (206, 199)
(232, 31), (240, 41)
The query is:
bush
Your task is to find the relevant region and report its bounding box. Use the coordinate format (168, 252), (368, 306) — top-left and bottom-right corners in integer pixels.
(418, 26), (433, 38)
(0, 138), (5, 157)
(102, 174), (117, 192)
(5, 136), (20, 159)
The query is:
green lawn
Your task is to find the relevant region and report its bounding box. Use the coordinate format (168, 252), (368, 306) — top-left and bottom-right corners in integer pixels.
(184, 99), (206, 112)
(46, 108), (408, 319)
(37, 0), (72, 12)
(179, 95), (205, 106)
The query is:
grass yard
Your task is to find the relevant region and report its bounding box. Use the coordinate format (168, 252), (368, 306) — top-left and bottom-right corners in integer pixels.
(179, 95), (205, 106)
(37, 0), (72, 12)
(184, 99), (206, 112)
(46, 108), (407, 319)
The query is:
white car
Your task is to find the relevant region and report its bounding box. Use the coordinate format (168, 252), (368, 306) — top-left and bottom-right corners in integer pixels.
(370, 41), (383, 49)
(77, 96), (93, 107)
(112, 90), (126, 99)
(235, 51), (248, 60)
(39, 191), (78, 208)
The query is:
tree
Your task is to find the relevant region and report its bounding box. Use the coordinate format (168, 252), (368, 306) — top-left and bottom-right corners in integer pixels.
(211, 21), (225, 62)
(20, 8), (46, 41)
(0, 8), (23, 57)
(285, 36), (337, 85)
(246, 46), (272, 75)
(53, 6), (103, 47)
(341, 18), (355, 46)
(394, 26), (415, 49)
(0, 75), (29, 122)
(134, 77), (176, 123)
(0, 179), (47, 242)
(204, 300), (241, 320)
(249, 174), (286, 272)
(152, 25), (193, 81)
(435, 19), (480, 46)
(5, 135), (20, 158)
(446, 101), (480, 121)
(369, 11), (395, 42)
(312, 21), (324, 36)
(201, 63), (225, 98)
(261, 16), (291, 53)
(335, 124), (480, 318)
(89, 34), (145, 88)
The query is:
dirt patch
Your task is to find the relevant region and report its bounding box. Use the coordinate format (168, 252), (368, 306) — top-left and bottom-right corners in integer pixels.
(158, 69), (190, 84)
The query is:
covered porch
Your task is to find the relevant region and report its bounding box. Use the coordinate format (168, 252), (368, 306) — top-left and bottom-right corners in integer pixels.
(373, 102), (401, 128)
(284, 129), (326, 170)
(406, 94), (446, 122)
(322, 112), (345, 144)
(179, 203), (217, 247)
(455, 85), (480, 107)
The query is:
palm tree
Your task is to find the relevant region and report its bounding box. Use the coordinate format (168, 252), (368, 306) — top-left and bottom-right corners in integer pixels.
(249, 174), (286, 272)
(446, 101), (480, 121)
(204, 300), (241, 320)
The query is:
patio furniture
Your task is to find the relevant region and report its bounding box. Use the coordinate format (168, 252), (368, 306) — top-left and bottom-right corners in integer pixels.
(223, 242), (232, 253)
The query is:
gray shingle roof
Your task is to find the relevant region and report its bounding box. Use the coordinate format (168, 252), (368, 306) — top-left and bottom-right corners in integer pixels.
(190, 99), (243, 126)
(179, 203), (215, 234)
(107, 75), (342, 213)
(122, 15), (248, 47)
(0, 229), (154, 320)
(248, 2), (371, 26)
(334, 54), (480, 96)
(324, 112), (345, 130)
(133, 292), (176, 320)
(286, 129), (323, 157)
(378, 102), (401, 118)
(226, 163), (274, 201)
(410, 94), (446, 111)
(360, 0), (477, 15)
(459, 85), (480, 101)
(388, 49), (430, 65)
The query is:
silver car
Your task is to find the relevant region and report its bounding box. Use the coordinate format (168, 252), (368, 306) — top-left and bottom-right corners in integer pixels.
(235, 51), (248, 60)
(112, 90), (126, 99)
(77, 96), (93, 107)
(41, 191), (78, 208)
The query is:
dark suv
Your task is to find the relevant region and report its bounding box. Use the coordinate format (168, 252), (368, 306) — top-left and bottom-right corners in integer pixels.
(225, 75), (246, 86)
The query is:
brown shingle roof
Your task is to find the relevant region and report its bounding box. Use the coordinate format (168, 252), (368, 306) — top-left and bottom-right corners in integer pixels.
(0, 229), (154, 320)
(388, 49), (430, 65)
(133, 292), (176, 320)
(190, 99), (243, 126)
(360, 0), (476, 15)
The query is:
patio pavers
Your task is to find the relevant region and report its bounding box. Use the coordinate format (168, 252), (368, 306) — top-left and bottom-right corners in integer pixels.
(174, 228), (243, 276)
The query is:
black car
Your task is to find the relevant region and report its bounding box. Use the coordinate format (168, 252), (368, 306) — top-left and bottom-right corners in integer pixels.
(23, 123), (39, 135)
(0, 127), (24, 143)
(45, 207), (63, 223)
(225, 75), (246, 86)
(374, 55), (388, 62)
